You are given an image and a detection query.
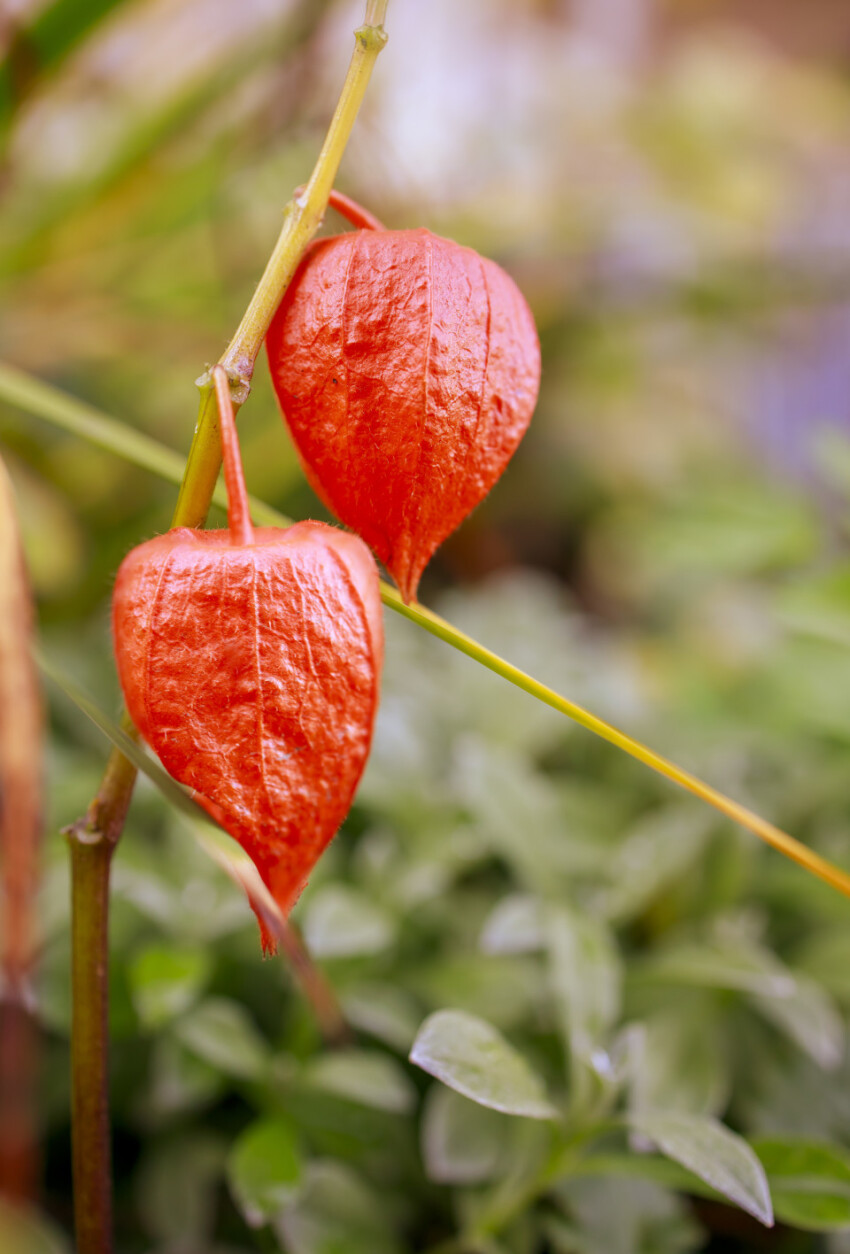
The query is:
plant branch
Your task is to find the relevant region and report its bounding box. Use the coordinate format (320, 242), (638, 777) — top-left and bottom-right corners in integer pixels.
(173, 3), (388, 531)
(68, 835), (114, 1254)
(385, 593), (850, 900)
(6, 360), (850, 900)
(60, 6), (390, 1250)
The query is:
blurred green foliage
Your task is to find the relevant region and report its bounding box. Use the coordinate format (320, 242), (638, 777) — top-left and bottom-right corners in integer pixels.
(3, 0), (850, 1251)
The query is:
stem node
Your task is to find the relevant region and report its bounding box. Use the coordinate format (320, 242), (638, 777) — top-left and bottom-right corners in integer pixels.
(355, 23), (388, 52)
(65, 9), (391, 1246)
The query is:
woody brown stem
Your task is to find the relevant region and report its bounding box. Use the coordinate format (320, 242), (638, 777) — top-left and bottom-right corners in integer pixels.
(64, 730), (135, 1254)
(66, 6), (389, 1250)
(68, 835), (114, 1254)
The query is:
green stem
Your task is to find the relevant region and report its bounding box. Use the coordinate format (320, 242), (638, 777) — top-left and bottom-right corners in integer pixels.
(8, 353), (849, 900)
(65, 729), (136, 1254)
(62, 5), (389, 1247)
(10, 348), (848, 900)
(173, 4), (388, 530)
(68, 834), (115, 1254)
(463, 1125), (613, 1245)
(386, 593), (850, 899)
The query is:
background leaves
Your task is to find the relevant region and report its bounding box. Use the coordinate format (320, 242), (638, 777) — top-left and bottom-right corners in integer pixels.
(4, 1), (850, 1252)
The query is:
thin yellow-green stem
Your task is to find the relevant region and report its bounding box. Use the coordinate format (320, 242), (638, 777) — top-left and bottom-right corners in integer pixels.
(3, 354), (847, 899)
(173, 4), (388, 530)
(62, 7), (390, 1251)
(386, 589), (850, 900)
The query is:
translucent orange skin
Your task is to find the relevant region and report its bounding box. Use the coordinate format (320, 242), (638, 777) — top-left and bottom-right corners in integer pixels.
(112, 521), (382, 951)
(266, 228), (541, 603)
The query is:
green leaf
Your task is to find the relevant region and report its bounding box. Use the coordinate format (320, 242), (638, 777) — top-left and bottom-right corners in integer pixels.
(303, 1050), (416, 1115)
(228, 1117), (302, 1227)
(546, 906), (622, 1113)
(479, 894), (545, 955)
(629, 1005), (728, 1118)
(146, 1037), (224, 1121)
(554, 1173), (703, 1254)
(752, 975), (844, 1071)
(572, 1150), (716, 1198)
(135, 1133), (224, 1246)
(128, 943), (211, 1029)
(421, 1085), (511, 1185)
(274, 1161), (402, 1254)
(453, 739), (572, 895)
(410, 953), (543, 1032)
(173, 998), (269, 1081)
(302, 886), (396, 958)
(751, 1137), (850, 1232)
(634, 942), (796, 997)
(340, 984), (421, 1053)
(635, 935), (844, 1069)
(409, 1009), (557, 1119)
(546, 906), (621, 1061)
(13, 0), (128, 77)
(628, 1111), (773, 1227)
(594, 807), (713, 923)
(793, 928), (850, 1003)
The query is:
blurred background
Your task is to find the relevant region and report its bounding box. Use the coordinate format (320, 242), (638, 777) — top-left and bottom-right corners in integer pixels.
(3, 1), (850, 1251)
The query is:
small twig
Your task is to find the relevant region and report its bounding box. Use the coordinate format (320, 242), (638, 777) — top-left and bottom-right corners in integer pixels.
(276, 922), (352, 1048)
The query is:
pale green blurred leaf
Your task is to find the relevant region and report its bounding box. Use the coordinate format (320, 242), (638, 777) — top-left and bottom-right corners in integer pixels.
(409, 1009), (557, 1119)
(275, 1161), (402, 1254)
(793, 929), (850, 1004)
(136, 1133), (224, 1247)
(555, 1175), (704, 1254)
(340, 984), (421, 1053)
(753, 974), (844, 1071)
(228, 1116), (302, 1227)
(145, 1037), (224, 1122)
(421, 1085), (511, 1185)
(629, 1005), (728, 1118)
(546, 906), (621, 1065)
(635, 941), (796, 997)
(411, 953), (543, 1031)
(630, 482), (816, 582)
(302, 886), (396, 959)
(479, 894), (545, 955)
(173, 998), (269, 1081)
(629, 1111), (773, 1227)
(594, 807), (713, 922)
(304, 1050), (416, 1115)
(129, 943), (212, 1029)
